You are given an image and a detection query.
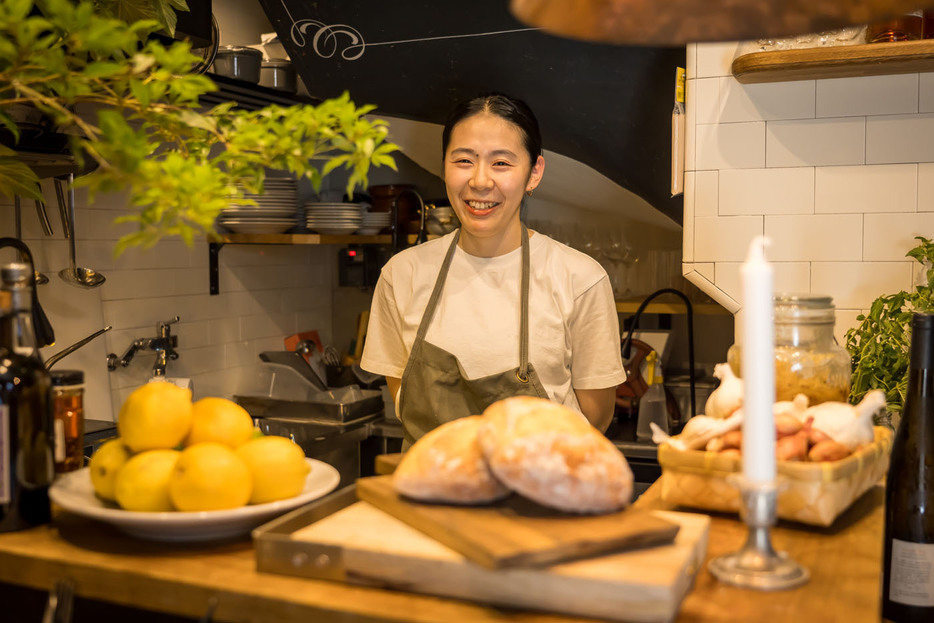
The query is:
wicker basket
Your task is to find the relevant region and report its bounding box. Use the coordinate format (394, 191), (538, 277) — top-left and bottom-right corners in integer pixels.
(657, 426), (893, 527)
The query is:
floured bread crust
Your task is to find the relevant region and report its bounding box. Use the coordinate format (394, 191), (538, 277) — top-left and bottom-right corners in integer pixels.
(478, 396), (634, 513)
(392, 416), (510, 504)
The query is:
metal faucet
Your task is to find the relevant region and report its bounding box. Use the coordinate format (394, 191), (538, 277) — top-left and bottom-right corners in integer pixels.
(107, 316), (180, 376)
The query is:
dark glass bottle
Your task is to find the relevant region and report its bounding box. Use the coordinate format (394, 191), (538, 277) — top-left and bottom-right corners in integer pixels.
(0, 263), (54, 532)
(882, 312), (934, 622)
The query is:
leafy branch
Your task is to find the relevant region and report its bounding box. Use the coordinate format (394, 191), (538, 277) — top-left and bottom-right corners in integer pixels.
(845, 236), (934, 414)
(0, 0), (398, 255)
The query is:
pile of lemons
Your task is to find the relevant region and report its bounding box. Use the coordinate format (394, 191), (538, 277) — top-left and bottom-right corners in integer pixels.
(89, 382), (310, 512)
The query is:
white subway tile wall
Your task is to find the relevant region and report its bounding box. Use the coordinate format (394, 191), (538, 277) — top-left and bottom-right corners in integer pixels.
(719, 78), (815, 123)
(866, 113), (934, 164)
(695, 121), (766, 170)
(3, 188), (336, 422)
(719, 168), (814, 215)
(766, 117), (865, 167)
(919, 163), (934, 211)
(816, 75), (919, 118)
(685, 42), (934, 338)
(815, 164), (917, 214)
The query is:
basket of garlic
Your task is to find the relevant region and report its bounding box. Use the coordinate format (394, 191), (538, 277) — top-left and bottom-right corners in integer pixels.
(653, 363), (894, 527)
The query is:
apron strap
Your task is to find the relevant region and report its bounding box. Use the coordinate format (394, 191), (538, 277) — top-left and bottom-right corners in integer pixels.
(409, 229), (461, 362)
(517, 225), (531, 382)
(409, 226), (532, 379)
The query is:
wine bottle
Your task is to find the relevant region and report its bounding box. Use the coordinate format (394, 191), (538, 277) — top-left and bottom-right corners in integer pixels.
(882, 312), (934, 622)
(0, 263), (54, 532)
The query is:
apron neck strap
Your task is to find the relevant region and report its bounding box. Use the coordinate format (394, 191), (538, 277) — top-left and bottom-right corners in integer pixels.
(412, 227), (532, 375)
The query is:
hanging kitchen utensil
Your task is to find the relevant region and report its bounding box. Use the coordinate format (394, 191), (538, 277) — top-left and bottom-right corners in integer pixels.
(44, 325), (112, 370)
(12, 196), (49, 285)
(34, 198), (53, 236)
(54, 174), (105, 288)
(0, 237), (55, 347)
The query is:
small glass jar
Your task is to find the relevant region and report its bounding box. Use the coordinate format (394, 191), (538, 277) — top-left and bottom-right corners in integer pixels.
(728, 294), (851, 405)
(52, 369), (84, 473)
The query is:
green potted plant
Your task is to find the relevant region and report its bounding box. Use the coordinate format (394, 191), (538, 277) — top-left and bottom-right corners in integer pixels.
(845, 236), (934, 426)
(0, 0), (398, 255)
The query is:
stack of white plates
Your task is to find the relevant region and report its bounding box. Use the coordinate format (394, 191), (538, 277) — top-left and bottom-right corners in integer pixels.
(357, 210), (393, 235)
(218, 177), (299, 234)
(304, 202), (362, 235)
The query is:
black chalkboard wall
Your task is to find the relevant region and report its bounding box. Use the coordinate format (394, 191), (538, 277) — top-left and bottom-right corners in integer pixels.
(257, 0), (685, 225)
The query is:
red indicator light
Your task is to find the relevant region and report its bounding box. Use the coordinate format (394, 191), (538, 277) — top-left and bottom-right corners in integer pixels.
(348, 250), (357, 257)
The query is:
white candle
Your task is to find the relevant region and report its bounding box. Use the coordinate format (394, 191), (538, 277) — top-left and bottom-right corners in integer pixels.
(740, 236), (776, 484)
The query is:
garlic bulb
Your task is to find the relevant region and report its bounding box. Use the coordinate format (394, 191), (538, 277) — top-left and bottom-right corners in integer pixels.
(704, 363), (744, 419)
(774, 393), (810, 422)
(801, 390), (886, 450)
(661, 411), (743, 451)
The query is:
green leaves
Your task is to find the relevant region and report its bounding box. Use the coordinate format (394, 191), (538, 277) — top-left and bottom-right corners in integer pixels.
(1, 1), (399, 254)
(845, 236), (934, 414)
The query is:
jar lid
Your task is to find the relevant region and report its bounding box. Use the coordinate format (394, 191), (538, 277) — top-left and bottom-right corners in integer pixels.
(773, 292), (836, 322)
(217, 45), (262, 57)
(51, 369), (84, 386)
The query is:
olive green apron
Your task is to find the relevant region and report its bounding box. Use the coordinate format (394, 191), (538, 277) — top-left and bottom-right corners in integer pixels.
(397, 226), (548, 446)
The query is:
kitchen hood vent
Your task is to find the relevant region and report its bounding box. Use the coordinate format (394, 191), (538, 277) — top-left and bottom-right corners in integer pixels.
(257, 0), (684, 225)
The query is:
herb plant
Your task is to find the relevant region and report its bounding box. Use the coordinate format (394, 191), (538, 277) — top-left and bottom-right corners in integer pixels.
(0, 0), (398, 255)
(845, 236), (934, 417)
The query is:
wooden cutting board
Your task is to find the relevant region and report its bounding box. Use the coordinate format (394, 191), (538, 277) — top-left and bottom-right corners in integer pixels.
(288, 500), (710, 623)
(355, 475), (681, 569)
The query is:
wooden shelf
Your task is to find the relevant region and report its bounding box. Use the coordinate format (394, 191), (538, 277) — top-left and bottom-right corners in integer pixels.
(214, 233), (393, 245)
(615, 298), (731, 316)
(732, 39), (934, 84)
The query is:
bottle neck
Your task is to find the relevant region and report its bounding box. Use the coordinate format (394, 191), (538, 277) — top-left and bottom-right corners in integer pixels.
(1, 308), (41, 360)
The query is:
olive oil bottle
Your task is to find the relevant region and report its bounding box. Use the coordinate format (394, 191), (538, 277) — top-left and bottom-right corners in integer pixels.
(0, 263), (53, 532)
(882, 313), (934, 622)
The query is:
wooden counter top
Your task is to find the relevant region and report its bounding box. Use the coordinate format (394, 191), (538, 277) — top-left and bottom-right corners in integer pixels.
(0, 481), (884, 622)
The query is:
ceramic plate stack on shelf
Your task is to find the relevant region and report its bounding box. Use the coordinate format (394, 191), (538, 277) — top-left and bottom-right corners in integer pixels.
(357, 209), (393, 235)
(303, 202), (363, 235)
(217, 177), (299, 234)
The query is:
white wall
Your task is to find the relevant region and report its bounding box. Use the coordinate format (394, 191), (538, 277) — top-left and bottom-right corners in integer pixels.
(1, 186), (336, 423)
(683, 42), (934, 343)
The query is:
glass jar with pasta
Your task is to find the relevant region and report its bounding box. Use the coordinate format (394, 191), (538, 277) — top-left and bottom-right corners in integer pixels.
(728, 293), (851, 405)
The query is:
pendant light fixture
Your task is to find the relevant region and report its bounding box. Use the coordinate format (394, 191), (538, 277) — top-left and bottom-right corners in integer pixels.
(510, 0), (934, 46)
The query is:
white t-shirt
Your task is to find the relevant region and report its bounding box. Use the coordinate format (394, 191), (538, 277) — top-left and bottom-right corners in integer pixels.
(360, 230), (626, 412)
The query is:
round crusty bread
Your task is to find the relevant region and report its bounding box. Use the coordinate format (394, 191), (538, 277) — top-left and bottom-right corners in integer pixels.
(478, 396), (634, 513)
(392, 416), (510, 504)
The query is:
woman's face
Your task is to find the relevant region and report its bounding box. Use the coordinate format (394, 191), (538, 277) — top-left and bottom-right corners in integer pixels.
(444, 112), (544, 251)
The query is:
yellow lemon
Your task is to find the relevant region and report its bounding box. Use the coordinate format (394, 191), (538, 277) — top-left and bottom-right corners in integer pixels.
(118, 382), (193, 452)
(113, 449), (180, 512)
(236, 436), (310, 504)
(168, 442), (252, 512)
(186, 397), (255, 449)
(88, 438), (133, 502)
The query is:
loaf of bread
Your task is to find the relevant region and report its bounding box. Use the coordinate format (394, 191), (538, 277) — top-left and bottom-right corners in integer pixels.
(392, 416), (510, 504)
(478, 396), (633, 513)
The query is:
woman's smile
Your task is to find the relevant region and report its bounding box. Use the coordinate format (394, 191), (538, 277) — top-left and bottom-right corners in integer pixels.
(464, 199), (500, 215)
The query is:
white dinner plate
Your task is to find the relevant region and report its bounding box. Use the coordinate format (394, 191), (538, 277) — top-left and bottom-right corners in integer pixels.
(49, 458), (340, 542)
(220, 221), (296, 234)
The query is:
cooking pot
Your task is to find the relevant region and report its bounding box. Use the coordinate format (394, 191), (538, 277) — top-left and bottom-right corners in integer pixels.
(212, 45), (262, 83)
(259, 59), (297, 94)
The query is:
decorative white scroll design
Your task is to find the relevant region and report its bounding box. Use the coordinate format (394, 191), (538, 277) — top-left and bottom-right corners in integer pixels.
(289, 19), (366, 61)
(278, 3), (540, 62)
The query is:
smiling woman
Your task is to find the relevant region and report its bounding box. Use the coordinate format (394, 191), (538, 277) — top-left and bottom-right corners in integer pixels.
(360, 93), (626, 446)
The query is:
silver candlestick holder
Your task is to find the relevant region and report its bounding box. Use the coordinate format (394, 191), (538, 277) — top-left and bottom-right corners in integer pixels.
(708, 476), (810, 590)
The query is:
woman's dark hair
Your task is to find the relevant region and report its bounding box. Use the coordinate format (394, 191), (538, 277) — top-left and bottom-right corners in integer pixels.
(441, 93), (542, 166)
